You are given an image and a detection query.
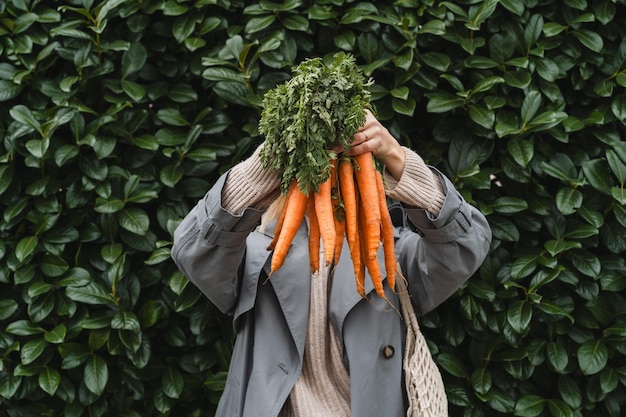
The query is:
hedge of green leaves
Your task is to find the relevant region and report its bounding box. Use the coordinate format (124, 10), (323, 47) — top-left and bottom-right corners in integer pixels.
(1, 0), (626, 416)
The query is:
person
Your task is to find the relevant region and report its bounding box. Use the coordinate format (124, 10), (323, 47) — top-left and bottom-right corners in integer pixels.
(171, 110), (492, 417)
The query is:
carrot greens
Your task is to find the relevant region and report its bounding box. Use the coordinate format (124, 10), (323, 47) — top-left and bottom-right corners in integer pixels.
(259, 52), (372, 196)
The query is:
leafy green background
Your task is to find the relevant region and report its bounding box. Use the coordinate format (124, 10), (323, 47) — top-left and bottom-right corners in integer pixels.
(1, 0), (626, 416)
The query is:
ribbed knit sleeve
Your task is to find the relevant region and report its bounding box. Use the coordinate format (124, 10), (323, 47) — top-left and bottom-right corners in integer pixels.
(383, 147), (445, 215)
(221, 145), (282, 214)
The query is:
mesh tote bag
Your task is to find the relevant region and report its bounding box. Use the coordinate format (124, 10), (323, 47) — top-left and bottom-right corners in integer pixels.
(397, 276), (449, 417)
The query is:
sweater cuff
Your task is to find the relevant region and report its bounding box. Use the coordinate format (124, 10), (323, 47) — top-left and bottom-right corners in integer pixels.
(383, 147), (445, 215)
(221, 145), (282, 214)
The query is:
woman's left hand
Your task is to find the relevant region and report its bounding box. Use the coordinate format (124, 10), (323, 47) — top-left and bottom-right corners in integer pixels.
(333, 109), (406, 180)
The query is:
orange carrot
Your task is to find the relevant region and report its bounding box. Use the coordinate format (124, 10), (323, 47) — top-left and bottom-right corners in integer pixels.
(358, 193), (385, 299)
(267, 181), (297, 251)
(330, 159), (345, 264)
(339, 158), (357, 257)
(354, 190), (366, 298)
(308, 194), (320, 272)
(333, 208), (345, 265)
(314, 172), (336, 266)
(375, 169), (397, 292)
(270, 180), (309, 274)
(352, 152), (381, 262)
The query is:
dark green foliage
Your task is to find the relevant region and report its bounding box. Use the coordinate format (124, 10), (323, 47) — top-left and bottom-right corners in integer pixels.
(1, 0), (625, 416)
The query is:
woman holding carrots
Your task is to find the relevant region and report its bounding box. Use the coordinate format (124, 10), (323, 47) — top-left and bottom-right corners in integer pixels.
(171, 110), (492, 417)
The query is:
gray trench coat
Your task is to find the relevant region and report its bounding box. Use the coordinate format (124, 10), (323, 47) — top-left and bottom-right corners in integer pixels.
(171, 170), (492, 417)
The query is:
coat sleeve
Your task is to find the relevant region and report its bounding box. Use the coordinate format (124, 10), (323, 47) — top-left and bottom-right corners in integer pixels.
(170, 173), (265, 315)
(393, 170), (492, 316)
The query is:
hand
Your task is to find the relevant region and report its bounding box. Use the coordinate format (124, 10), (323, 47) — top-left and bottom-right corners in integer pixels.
(334, 110), (406, 180)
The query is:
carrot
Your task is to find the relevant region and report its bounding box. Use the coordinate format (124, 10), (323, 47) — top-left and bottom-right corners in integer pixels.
(314, 172), (336, 266)
(354, 190), (366, 298)
(352, 152), (381, 262)
(358, 193), (385, 299)
(308, 194), (321, 272)
(333, 208), (345, 265)
(375, 169), (397, 292)
(267, 181), (297, 251)
(330, 159), (345, 265)
(339, 158), (357, 257)
(339, 161), (364, 296)
(270, 180), (309, 274)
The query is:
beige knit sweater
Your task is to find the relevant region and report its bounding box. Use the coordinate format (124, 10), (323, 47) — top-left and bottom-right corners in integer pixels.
(221, 146), (444, 417)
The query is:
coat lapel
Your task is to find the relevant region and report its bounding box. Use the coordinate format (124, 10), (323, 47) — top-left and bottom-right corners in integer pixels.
(259, 219), (311, 359)
(328, 239), (387, 341)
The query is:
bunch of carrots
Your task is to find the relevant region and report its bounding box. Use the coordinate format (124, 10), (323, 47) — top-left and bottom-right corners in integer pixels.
(267, 151), (398, 300)
(258, 52), (398, 300)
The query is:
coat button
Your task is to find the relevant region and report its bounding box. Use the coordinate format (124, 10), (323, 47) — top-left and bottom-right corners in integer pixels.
(382, 345), (395, 359)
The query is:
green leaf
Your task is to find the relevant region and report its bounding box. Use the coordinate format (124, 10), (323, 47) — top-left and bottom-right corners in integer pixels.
(94, 197), (125, 213)
(0, 299), (19, 320)
(489, 216), (520, 242)
(491, 197), (528, 214)
(156, 109), (189, 126)
(558, 376), (582, 409)
(172, 14), (197, 43)
(507, 139), (534, 167)
(582, 159), (612, 195)
(0, 80), (23, 101)
(20, 337), (47, 366)
(160, 164), (185, 188)
(111, 311), (141, 332)
(15, 236), (38, 263)
(611, 93), (626, 120)
(0, 165), (13, 195)
(54, 144), (79, 166)
(503, 69), (532, 89)
(40, 254), (70, 277)
(514, 395), (545, 416)
(121, 43), (147, 79)
(118, 207), (150, 235)
(534, 57), (560, 82)
(391, 97), (416, 116)
(544, 239), (581, 257)
(471, 367), (492, 395)
(507, 300), (532, 333)
(577, 339), (608, 375)
(541, 153), (577, 182)
(426, 92), (465, 113)
(437, 352), (469, 378)
(66, 283), (115, 305)
(468, 104), (495, 129)
(44, 324), (67, 344)
(84, 354), (109, 395)
(521, 91), (541, 125)
(0, 372), (22, 399)
(546, 342), (568, 372)
(469, 76), (504, 96)
(495, 111), (521, 137)
(162, 366), (185, 399)
(38, 367), (61, 396)
(420, 52), (451, 71)
(606, 150), (626, 186)
(121, 80), (146, 101)
(5, 320), (45, 336)
(555, 188), (583, 215)
(572, 29), (603, 53)
(9, 104), (42, 133)
(245, 15), (276, 34)
(570, 250), (601, 277)
(547, 399), (573, 417)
